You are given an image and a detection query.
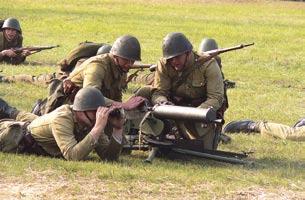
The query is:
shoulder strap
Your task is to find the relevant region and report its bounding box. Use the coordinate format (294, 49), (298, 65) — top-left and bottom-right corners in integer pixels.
(0, 32), (4, 51)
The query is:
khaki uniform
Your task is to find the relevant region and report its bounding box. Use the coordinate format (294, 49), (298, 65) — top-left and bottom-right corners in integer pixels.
(257, 122), (305, 141)
(138, 52), (224, 150)
(130, 72), (155, 85)
(0, 31), (25, 64)
(67, 53), (127, 102)
(0, 105), (122, 161)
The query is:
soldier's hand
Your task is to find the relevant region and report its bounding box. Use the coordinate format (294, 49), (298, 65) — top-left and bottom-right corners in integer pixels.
(63, 79), (77, 94)
(21, 50), (32, 57)
(94, 106), (112, 132)
(2, 49), (17, 57)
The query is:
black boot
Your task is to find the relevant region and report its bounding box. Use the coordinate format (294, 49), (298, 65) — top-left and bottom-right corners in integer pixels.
(293, 117), (305, 128)
(223, 120), (258, 134)
(0, 98), (19, 119)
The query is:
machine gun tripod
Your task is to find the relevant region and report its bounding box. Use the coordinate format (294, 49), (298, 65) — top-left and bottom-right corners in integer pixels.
(123, 104), (253, 165)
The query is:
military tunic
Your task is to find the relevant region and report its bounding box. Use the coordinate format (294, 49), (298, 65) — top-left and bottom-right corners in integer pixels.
(0, 31), (25, 64)
(152, 52), (224, 109)
(68, 53), (127, 102)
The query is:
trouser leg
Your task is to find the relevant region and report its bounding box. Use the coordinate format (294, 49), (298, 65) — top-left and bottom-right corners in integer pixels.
(257, 121), (305, 141)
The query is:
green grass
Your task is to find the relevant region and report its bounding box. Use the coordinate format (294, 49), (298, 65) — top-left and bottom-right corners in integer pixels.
(1, 0), (305, 199)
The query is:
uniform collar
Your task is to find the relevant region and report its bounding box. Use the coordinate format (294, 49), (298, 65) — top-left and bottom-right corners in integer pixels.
(181, 51), (195, 73)
(108, 53), (126, 79)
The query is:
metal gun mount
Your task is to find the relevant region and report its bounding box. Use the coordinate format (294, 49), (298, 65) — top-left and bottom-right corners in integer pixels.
(124, 104), (252, 165)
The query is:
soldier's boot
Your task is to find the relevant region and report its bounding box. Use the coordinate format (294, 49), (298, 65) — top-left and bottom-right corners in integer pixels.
(293, 117), (305, 128)
(0, 98), (19, 119)
(223, 120), (259, 134)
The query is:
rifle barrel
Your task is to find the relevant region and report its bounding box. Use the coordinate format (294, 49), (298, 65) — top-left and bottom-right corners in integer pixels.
(205, 42), (254, 55)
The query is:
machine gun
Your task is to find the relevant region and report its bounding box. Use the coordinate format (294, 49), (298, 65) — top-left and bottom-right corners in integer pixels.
(124, 104), (252, 165)
(12, 45), (60, 56)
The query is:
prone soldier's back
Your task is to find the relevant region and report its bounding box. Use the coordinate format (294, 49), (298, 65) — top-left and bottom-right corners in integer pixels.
(68, 53), (127, 102)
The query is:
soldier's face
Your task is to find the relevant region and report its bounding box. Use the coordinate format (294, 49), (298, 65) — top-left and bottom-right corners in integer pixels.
(115, 56), (135, 72)
(168, 53), (188, 71)
(4, 28), (17, 41)
(75, 111), (96, 129)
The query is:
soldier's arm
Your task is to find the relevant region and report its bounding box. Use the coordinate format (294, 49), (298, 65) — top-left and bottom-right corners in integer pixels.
(83, 61), (106, 90)
(199, 60), (224, 110)
(51, 114), (97, 161)
(151, 60), (171, 104)
(11, 35), (26, 64)
(94, 133), (122, 161)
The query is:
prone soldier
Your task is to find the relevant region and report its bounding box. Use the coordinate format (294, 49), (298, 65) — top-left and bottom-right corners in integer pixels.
(0, 87), (124, 161)
(0, 17), (31, 65)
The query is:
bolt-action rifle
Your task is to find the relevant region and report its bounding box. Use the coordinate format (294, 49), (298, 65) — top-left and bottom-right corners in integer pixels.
(124, 104), (252, 165)
(12, 45), (60, 56)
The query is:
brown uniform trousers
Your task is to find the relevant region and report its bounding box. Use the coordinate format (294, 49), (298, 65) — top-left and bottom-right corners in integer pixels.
(0, 58), (87, 86)
(257, 121), (305, 141)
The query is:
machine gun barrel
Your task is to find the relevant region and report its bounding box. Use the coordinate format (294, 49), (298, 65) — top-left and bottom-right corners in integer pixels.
(151, 105), (218, 123)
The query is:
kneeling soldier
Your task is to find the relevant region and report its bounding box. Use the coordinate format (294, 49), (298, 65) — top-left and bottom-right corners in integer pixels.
(136, 32), (225, 150)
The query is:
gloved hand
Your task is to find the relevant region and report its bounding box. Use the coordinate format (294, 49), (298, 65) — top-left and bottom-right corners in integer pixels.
(111, 96), (148, 110)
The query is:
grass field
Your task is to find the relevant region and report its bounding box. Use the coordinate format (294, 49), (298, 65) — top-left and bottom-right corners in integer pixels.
(1, 0), (305, 199)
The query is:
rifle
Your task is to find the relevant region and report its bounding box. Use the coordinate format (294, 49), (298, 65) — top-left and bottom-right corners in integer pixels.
(12, 45), (60, 56)
(130, 63), (156, 72)
(126, 63), (156, 84)
(198, 42), (254, 62)
(123, 104), (252, 165)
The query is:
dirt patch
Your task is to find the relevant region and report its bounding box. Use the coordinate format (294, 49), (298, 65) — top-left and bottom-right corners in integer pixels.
(222, 186), (305, 200)
(0, 170), (212, 199)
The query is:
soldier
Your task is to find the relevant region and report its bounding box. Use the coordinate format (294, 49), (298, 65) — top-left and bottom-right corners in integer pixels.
(0, 87), (124, 161)
(0, 17), (31, 64)
(223, 119), (305, 141)
(136, 32), (224, 150)
(0, 43), (112, 86)
(40, 34), (141, 115)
